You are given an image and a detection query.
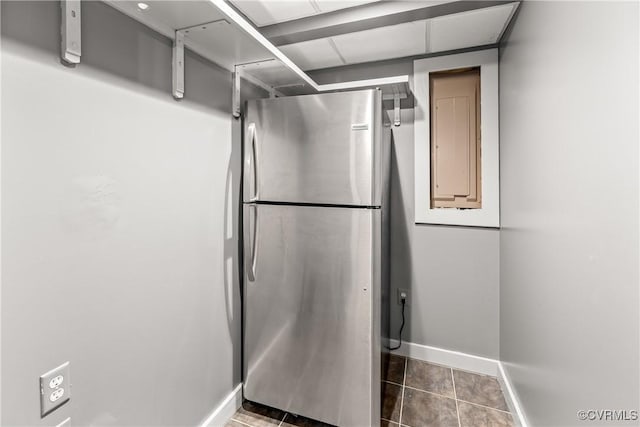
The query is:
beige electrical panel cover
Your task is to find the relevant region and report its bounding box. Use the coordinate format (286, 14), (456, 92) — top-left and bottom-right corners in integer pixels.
(430, 69), (481, 208)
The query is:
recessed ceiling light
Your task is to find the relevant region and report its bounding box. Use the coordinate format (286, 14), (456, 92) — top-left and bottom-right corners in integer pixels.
(137, 2), (149, 11)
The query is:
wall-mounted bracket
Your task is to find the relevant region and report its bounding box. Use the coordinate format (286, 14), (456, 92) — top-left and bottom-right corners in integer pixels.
(233, 61), (284, 118)
(237, 61), (284, 99)
(393, 94), (401, 127)
(60, 0), (81, 64)
(382, 84), (407, 127)
(232, 67), (242, 118)
(172, 20), (230, 100)
(172, 30), (185, 99)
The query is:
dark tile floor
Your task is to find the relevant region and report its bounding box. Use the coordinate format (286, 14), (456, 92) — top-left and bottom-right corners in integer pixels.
(381, 355), (514, 427)
(226, 355), (515, 427)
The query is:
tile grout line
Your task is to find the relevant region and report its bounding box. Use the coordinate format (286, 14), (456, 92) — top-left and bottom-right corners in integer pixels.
(398, 357), (408, 425)
(278, 412), (288, 427)
(382, 379), (404, 387)
(456, 398), (514, 415)
(394, 382), (457, 401)
(451, 369), (462, 427)
(229, 417), (253, 427)
(382, 416), (406, 426)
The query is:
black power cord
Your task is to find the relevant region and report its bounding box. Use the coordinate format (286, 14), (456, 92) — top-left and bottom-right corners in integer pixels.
(388, 297), (406, 351)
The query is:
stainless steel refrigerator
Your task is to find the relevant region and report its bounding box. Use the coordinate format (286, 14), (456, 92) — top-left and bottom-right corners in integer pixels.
(242, 89), (390, 427)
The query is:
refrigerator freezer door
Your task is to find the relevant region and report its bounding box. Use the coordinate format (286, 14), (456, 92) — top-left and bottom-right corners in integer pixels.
(243, 203), (381, 427)
(244, 90), (382, 206)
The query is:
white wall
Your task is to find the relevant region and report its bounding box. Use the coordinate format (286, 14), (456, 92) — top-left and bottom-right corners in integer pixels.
(499, 2), (639, 425)
(389, 109), (500, 358)
(311, 64), (501, 359)
(1, 2), (253, 425)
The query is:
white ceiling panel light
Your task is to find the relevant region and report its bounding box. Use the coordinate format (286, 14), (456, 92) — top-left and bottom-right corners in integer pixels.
(331, 20), (427, 65)
(279, 38), (345, 70)
(428, 3), (518, 52)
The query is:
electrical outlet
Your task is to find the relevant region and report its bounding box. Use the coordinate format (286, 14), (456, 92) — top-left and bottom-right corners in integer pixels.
(49, 375), (64, 389)
(50, 388), (65, 402)
(397, 288), (410, 306)
(40, 362), (71, 416)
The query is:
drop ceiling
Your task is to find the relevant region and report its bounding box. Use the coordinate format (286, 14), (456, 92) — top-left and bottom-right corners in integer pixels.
(276, 3), (518, 70)
(104, 0), (519, 100)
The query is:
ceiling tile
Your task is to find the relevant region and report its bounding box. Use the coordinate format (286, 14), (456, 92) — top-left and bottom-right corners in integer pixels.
(331, 21), (427, 65)
(428, 3), (516, 52)
(279, 38), (345, 70)
(231, 1), (318, 26)
(312, 0), (379, 14)
(231, 0), (382, 27)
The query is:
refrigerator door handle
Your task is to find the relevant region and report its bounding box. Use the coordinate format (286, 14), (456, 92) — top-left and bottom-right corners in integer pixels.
(247, 123), (260, 202)
(244, 204), (258, 281)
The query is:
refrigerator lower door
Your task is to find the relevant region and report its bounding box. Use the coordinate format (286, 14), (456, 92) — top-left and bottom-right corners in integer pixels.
(243, 203), (381, 427)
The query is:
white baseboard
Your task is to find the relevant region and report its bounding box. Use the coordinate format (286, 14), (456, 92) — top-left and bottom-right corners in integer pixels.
(200, 383), (243, 427)
(389, 340), (527, 427)
(497, 362), (529, 427)
(389, 339), (499, 376)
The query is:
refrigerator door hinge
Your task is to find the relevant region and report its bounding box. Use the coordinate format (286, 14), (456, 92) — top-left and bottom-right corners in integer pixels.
(60, 0), (81, 65)
(172, 30), (185, 99)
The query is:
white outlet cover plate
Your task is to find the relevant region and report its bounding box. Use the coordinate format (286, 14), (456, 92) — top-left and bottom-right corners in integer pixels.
(40, 361), (71, 416)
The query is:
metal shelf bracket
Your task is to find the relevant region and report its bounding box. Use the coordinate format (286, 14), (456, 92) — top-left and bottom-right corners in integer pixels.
(233, 61), (284, 118)
(172, 21), (229, 100)
(381, 84), (407, 127)
(233, 67), (242, 118)
(172, 30), (185, 99)
(393, 94), (401, 127)
(61, 0), (81, 64)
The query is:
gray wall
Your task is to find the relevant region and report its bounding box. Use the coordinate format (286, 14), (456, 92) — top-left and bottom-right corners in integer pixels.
(312, 65), (501, 359)
(0, 2), (259, 425)
(499, 2), (639, 426)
